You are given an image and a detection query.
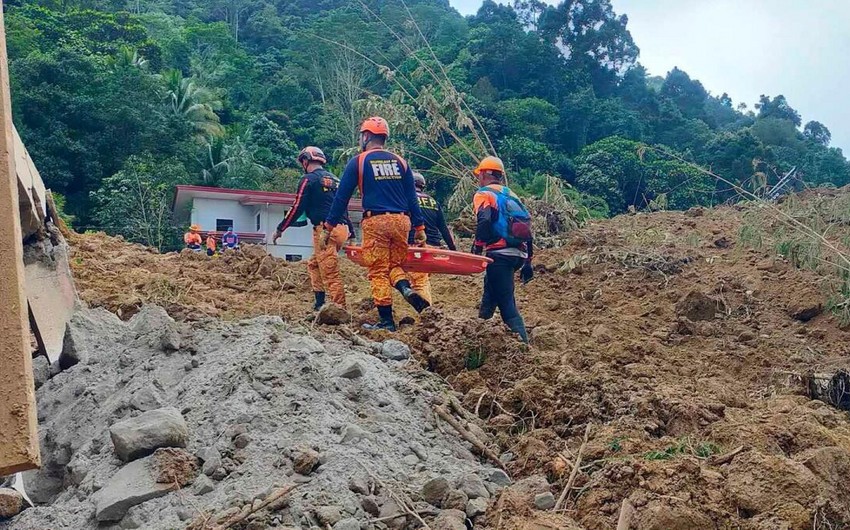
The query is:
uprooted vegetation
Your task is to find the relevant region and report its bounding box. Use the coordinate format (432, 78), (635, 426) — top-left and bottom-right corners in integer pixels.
(54, 188), (850, 529)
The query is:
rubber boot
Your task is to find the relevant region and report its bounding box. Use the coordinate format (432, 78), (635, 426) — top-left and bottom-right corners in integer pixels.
(394, 279), (430, 313)
(505, 316), (529, 344)
(362, 305), (397, 332)
(313, 291), (326, 311)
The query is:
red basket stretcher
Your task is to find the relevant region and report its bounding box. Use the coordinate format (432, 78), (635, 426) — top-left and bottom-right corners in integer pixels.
(344, 246), (492, 275)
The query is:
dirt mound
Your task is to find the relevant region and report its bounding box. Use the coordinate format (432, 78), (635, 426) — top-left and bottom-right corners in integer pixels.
(64, 193), (850, 529)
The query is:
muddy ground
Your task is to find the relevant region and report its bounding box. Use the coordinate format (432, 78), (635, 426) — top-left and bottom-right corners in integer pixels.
(65, 197), (850, 529)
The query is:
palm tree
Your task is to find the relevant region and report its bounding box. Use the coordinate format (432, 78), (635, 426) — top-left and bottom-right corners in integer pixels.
(164, 70), (224, 141)
(199, 136), (270, 188)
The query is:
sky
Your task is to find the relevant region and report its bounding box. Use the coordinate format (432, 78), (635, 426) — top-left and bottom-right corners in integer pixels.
(449, 0), (850, 153)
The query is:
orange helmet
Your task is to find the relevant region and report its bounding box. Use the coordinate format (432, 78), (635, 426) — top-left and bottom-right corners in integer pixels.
(360, 116), (389, 137)
(473, 156), (506, 176)
(297, 146), (327, 166)
(189, 224), (201, 231)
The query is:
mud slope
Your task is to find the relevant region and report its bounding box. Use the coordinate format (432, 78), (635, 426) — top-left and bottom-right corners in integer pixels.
(67, 198), (850, 529)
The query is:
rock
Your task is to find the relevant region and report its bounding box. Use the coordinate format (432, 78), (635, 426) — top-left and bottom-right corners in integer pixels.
(675, 291), (720, 321)
(378, 498), (406, 529)
(533, 492), (555, 510)
(91, 454), (176, 522)
(60, 309), (125, 369)
(316, 505), (342, 526)
(789, 302), (822, 322)
(130, 384), (166, 412)
(160, 324), (181, 351)
(199, 448), (222, 477)
(726, 451), (818, 516)
(457, 473), (490, 500)
(422, 477), (451, 506)
(466, 497), (488, 517)
(337, 361), (364, 380)
(348, 476), (369, 495)
(381, 339), (410, 361)
(432, 509), (466, 530)
(49, 360), (61, 377)
(32, 356), (49, 389)
(442, 489), (468, 511)
(293, 447), (320, 475)
(0, 488), (24, 519)
(591, 324), (612, 343)
(361, 496), (380, 517)
(340, 424), (374, 444)
(193, 475), (215, 495)
(109, 407), (189, 462)
(334, 518), (360, 530)
(129, 306), (175, 342)
(402, 454), (419, 466)
(233, 433), (251, 449)
(317, 304), (352, 325)
(488, 469), (511, 487)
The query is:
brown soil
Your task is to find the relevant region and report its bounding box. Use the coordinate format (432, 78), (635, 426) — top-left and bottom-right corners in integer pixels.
(68, 199), (850, 529)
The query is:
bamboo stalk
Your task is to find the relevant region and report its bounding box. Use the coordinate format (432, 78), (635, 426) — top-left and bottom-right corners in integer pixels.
(554, 424), (591, 511)
(434, 405), (506, 471)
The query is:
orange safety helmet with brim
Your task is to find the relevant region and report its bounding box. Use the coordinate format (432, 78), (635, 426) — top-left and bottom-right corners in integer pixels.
(360, 116), (390, 137)
(473, 156), (506, 177)
(189, 224), (201, 232)
(297, 146), (327, 167)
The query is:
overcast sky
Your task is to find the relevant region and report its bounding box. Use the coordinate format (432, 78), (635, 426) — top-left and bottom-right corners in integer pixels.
(449, 0), (850, 153)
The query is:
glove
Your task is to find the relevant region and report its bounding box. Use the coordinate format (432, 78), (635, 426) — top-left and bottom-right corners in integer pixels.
(520, 260), (534, 284)
(272, 229), (282, 245)
(318, 225), (333, 250)
(471, 244), (484, 256)
(414, 227), (427, 246)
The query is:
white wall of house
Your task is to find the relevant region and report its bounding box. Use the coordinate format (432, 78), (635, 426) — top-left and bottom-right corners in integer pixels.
(187, 196), (364, 262)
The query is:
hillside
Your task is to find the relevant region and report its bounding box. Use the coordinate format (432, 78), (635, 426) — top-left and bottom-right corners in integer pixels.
(60, 190), (850, 529)
(7, 0), (850, 249)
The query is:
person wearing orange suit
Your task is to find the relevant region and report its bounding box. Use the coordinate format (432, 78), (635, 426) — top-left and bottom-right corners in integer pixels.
(273, 146), (352, 310)
(205, 233), (217, 256)
(184, 224), (202, 250)
(472, 156), (533, 343)
(323, 117), (428, 331)
(407, 171), (456, 304)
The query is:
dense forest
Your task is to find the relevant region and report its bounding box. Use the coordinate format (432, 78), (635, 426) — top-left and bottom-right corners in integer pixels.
(7, 0), (850, 248)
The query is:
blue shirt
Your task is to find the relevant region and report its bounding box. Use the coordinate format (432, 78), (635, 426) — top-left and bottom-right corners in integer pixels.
(325, 149), (425, 229)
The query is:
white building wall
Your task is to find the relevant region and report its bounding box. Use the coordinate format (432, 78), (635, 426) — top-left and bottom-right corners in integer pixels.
(189, 197), (361, 262)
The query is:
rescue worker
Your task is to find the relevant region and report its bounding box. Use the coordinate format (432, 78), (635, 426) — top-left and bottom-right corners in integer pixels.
(221, 227), (239, 251)
(471, 156), (533, 343)
(184, 224), (202, 250)
(205, 232), (217, 257)
(324, 116), (428, 331)
(273, 146), (351, 310)
(407, 171), (456, 304)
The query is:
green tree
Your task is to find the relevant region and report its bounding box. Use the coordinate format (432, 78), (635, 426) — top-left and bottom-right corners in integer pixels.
(92, 155), (187, 250)
(804, 120), (831, 146)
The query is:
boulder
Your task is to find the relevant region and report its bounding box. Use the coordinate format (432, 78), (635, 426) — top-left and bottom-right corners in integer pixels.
(0, 488), (24, 519)
(91, 455), (175, 522)
(32, 356), (50, 389)
(381, 340), (410, 361)
(109, 407), (189, 462)
(533, 492), (555, 510)
(466, 497), (488, 518)
(457, 474), (489, 500)
(293, 447), (320, 475)
(442, 489), (468, 511)
(487, 468), (512, 487)
(336, 361), (364, 380)
(422, 477), (451, 506)
(432, 509), (466, 530)
(59, 309), (125, 369)
(317, 304), (352, 325)
(334, 518), (360, 530)
(129, 384), (166, 412)
(198, 447), (221, 477)
(316, 506), (342, 526)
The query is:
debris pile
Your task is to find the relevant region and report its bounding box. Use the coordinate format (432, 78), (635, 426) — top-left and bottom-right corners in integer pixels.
(4, 306), (580, 529)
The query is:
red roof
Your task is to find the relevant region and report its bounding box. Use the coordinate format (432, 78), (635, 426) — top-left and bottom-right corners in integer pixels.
(173, 185), (363, 213)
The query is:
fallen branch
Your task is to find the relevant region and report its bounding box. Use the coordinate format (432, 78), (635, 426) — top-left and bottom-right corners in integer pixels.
(616, 498), (636, 530)
(709, 445), (745, 466)
(189, 483), (298, 530)
(554, 423), (591, 512)
(434, 405), (507, 471)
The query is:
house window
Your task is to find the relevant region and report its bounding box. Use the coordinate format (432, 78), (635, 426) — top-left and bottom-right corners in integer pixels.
(216, 219), (233, 232)
(285, 254), (302, 262)
(255, 213), (261, 232)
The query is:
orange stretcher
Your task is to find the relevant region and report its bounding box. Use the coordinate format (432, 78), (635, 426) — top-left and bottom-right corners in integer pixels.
(344, 246), (492, 275)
